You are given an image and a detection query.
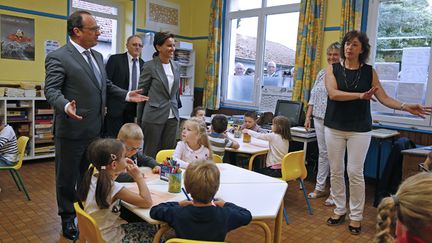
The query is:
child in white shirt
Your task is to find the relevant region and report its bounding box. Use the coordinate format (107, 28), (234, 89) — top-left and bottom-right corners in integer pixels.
(174, 118), (212, 167)
(77, 138), (156, 242)
(243, 116), (291, 177)
(0, 117), (18, 166)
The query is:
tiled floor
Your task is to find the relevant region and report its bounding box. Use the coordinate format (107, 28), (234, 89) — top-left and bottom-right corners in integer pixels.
(0, 160), (377, 242)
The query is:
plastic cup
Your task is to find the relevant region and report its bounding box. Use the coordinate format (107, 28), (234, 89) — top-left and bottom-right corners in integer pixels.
(243, 133), (251, 143)
(168, 172), (182, 193)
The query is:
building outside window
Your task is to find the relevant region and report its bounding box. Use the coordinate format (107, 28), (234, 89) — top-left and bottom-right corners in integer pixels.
(70, 0), (122, 62)
(222, 0), (300, 111)
(367, 0), (432, 129)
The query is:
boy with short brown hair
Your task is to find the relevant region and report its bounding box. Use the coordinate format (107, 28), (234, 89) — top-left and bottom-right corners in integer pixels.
(150, 160), (252, 241)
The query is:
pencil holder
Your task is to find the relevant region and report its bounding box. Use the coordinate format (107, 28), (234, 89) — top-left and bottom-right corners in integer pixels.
(168, 172), (182, 193)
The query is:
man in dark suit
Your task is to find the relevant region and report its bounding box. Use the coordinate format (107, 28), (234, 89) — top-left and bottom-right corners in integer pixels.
(44, 10), (147, 240)
(104, 35), (145, 137)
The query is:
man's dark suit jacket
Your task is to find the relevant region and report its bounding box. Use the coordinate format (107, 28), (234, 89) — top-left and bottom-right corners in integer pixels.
(105, 52), (144, 118)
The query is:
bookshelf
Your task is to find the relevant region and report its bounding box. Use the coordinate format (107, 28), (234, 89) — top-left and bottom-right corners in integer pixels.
(174, 41), (195, 116)
(0, 97), (54, 160)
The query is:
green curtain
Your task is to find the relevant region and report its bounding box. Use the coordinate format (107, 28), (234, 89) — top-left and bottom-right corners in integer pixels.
(292, 0), (326, 110)
(203, 0), (223, 110)
(340, 0), (364, 39)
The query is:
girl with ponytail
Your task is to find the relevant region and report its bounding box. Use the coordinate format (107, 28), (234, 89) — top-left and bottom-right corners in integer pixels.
(78, 138), (155, 242)
(375, 172), (432, 243)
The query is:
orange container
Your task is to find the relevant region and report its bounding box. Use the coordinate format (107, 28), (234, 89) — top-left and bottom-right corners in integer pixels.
(243, 133), (251, 143)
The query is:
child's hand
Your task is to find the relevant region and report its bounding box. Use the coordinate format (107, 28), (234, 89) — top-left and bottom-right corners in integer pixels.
(152, 166), (160, 174)
(213, 199), (225, 207)
(126, 159), (144, 181)
(178, 200), (193, 207)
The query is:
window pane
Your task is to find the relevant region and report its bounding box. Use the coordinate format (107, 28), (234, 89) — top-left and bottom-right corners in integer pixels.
(372, 0), (431, 116)
(266, 0), (300, 7)
(226, 17), (258, 103)
(262, 13), (298, 88)
(91, 16), (117, 62)
(229, 0), (262, 12)
(72, 0), (118, 15)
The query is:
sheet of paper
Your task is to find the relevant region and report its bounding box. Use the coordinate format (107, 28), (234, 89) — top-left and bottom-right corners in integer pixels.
(123, 183), (176, 206)
(400, 47), (430, 83)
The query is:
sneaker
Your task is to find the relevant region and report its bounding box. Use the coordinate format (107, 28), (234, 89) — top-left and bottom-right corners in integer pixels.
(324, 196), (335, 206)
(308, 190), (326, 199)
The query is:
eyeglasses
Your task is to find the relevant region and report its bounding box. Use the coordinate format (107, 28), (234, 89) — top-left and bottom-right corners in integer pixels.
(131, 43), (144, 48)
(81, 26), (101, 33)
(125, 145), (143, 152)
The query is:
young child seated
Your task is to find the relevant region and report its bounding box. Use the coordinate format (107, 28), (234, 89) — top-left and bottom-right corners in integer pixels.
(150, 160), (252, 241)
(115, 123), (160, 182)
(0, 116), (18, 166)
(229, 111), (267, 133)
(174, 118), (212, 167)
(243, 116), (291, 177)
(208, 115), (239, 158)
(78, 138), (156, 242)
(190, 106), (206, 121)
(375, 172), (432, 243)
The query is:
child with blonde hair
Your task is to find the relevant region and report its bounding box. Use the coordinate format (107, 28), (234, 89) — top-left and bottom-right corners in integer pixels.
(173, 117), (212, 167)
(150, 160), (252, 241)
(78, 138), (156, 242)
(374, 172), (432, 243)
(116, 123), (160, 182)
(243, 116), (291, 177)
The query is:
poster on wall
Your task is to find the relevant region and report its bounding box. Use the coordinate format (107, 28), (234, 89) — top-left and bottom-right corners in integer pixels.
(0, 14), (35, 61)
(146, 0), (180, 33)
(44, 40), (60, 57)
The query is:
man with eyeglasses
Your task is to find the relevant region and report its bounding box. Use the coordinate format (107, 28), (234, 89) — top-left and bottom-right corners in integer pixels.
(44, 11), (148, 240)
(104, 35), (145, 138)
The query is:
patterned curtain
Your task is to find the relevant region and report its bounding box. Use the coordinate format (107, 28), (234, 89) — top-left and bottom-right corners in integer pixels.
(203, 0), (223, 110)
(340, 0), (364, 39)
(292, 0), (326, 110)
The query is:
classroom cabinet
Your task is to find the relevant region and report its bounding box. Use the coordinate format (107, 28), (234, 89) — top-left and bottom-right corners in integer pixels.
(0, 97), (54, 160)
(174, 41), (195, 116)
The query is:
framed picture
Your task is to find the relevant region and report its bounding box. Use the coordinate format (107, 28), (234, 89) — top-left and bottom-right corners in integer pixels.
(146, 0), (180, 33)
(0, 14), (35, 60)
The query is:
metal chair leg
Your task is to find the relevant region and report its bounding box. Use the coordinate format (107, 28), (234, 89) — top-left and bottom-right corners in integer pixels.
(14, 170), (31, 201)
(9, 169), (21, 191)
(283, 207), (289, 224)
(298, 178), (313, 215)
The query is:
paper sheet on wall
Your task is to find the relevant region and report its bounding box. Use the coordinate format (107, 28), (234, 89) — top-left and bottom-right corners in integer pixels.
(400, 47), (430, 83)
(375, 62), (399, 81)
(371, 81), (398, 114)
(44, 40), (59, 57)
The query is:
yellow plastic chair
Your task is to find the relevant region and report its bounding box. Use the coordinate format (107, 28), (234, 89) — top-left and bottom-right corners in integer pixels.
(74, 202), (105, 243)
(212, 154), (223, 163)
(280, 150), (313, 223)
(166, 239), (226, 243)
(156, 149), (175, 163)
(0, 136), (30, 200)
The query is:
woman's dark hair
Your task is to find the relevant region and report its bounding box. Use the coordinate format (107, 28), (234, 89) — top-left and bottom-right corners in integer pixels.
(67, 10), (91, 37)
(272, 116), (292, 140)
(78, 138), (124, 209)
(341, 30), (370, 64)
(152, 31), (175, 57)
(190, 106), (205, 117)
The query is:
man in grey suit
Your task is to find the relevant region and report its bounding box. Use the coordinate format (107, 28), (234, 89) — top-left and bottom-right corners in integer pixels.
(44, 10), (147, 240)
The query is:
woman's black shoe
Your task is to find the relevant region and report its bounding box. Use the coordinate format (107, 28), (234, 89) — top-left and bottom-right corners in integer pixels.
(326, 214), (346, 226)
(348, 224), (361, 235)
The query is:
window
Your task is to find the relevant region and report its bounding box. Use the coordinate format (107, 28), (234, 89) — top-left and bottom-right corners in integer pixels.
(367, 0), (432, 129)
(70, 0), (123, 62)
(222, 0), (300, 110)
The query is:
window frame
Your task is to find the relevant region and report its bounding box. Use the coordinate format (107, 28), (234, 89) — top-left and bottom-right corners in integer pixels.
(366, 0), (432, 129)
(70, 0), (124, 55)
(221, 0), (300, 109)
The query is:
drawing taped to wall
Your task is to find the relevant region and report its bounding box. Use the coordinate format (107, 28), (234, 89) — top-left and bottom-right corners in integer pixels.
(0, 14), (35, 61)
(146, 0), (180, 33)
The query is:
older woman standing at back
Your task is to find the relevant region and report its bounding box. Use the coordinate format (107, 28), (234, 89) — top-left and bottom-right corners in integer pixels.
(137, 31), (180, 158)
(324, 30), (430, 235)
(304, 42), (341, 206)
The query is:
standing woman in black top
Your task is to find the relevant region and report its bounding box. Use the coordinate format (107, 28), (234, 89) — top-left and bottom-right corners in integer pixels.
(323, 30), (431, 235)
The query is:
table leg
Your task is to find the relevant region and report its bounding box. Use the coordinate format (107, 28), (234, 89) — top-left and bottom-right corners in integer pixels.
(153, 224), (170, 243)
(274, 202), (283, 243)
(375, 139), (382, 192)
(303, 141), (308, 164)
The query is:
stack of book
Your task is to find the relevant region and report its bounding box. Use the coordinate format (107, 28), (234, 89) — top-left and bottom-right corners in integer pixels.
(174, 50), (191, 65)
(34, 108), (54, 154)
(5, 88), (25, 97)
(6, 110), (28, 122)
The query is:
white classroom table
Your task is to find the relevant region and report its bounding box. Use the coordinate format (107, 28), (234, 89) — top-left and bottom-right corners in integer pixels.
(225, 132), (270, 170)
(122, 164), (288, 243)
